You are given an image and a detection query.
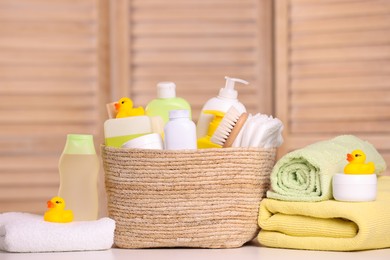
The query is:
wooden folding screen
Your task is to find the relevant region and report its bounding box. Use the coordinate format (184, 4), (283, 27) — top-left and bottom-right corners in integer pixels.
(275, 0), (390, 173)
(0, 0), (272, 213)
(0, 0), (109, 213)
(5, 0), (387, 214)
(110, 0), (274, 118)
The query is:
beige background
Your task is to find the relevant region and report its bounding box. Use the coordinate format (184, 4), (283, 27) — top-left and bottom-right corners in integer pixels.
(0, 0), (389, 215)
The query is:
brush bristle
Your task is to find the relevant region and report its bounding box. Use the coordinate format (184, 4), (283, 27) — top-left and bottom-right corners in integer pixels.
(210, 107), (242, 146)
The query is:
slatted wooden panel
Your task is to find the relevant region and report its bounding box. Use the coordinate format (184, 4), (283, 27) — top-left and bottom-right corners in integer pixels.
(276, 0), (390, 173)
(110, 0), (274, 118)
(0, 0), (109, 213)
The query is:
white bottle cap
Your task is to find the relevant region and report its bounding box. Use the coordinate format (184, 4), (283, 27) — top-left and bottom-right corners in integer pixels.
(218, 76), (249, 99)
(157, 82), (176, 98)
(169, 109), (189, 119)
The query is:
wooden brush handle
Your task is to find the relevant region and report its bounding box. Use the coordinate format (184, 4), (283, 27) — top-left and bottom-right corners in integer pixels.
(224, 113), (249, 148)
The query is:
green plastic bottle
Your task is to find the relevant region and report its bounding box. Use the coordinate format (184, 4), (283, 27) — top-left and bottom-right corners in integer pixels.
(145, 82), (191, 124)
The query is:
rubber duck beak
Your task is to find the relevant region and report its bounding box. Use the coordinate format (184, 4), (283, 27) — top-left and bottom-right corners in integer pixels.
(114, 102), (120, 111)
(347, 153), (353, 162)
(47, 200), (55, 209)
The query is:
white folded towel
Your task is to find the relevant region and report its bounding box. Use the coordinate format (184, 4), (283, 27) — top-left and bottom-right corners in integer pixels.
(233, 113), (284, 149)
(0, 212), (115, 253)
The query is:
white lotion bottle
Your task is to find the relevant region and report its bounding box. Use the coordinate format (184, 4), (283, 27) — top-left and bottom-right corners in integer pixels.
(196, 76), (248, 138)
(164, 110), (197, 150)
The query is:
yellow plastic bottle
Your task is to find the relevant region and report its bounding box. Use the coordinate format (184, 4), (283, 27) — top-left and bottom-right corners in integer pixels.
(58, 134), (99, 221)
(197, 110), (225, 149)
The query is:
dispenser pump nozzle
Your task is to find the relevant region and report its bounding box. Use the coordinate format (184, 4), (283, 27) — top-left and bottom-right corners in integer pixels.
(218, 76), (249, 99)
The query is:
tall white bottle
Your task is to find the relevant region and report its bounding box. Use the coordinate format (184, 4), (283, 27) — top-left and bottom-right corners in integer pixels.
(164, 110), (197, 150)
(58, 134), (99, 221)
(196, 77), (248, 138)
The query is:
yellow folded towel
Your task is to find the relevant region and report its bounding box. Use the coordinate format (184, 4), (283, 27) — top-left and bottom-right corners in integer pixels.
(258, 176), (390, 251)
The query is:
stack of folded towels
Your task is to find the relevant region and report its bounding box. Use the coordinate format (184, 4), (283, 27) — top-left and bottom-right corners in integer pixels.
(258, 135), (390, 251)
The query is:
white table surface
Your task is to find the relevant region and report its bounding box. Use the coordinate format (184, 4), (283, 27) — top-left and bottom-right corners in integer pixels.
(1, 240), (390, 260)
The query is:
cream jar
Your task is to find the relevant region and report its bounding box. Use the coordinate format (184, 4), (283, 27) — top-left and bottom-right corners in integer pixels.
(332, 173), (377, 202)
(121, 133), (163, 150)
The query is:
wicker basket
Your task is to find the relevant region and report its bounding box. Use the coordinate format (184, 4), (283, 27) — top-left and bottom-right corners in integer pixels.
(101, 146), (276, 249)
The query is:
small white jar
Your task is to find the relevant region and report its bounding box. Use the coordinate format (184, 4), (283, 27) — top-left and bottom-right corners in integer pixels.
(164, 110), (197, 150)
(122, 133), (163, 150)
(332, 173), (377, 202)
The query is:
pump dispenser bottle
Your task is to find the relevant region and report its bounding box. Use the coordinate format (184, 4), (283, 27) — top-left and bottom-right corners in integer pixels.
(145, 82), (191, 124)
(196, 77), (248, 138)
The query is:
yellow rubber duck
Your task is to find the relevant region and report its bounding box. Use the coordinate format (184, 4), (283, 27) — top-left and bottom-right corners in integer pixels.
(115, 97), (145, 118)
(44, 196), (74, 223)
(344, 149), (375, 175)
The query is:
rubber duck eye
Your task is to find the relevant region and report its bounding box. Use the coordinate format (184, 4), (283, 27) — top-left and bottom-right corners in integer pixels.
(355, 154), (361, 157)
(121, 101), (125, 104)
(55, 201), (61, 204)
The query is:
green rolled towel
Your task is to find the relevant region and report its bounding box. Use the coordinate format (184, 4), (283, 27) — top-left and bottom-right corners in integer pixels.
(267, 135), (386, 202)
